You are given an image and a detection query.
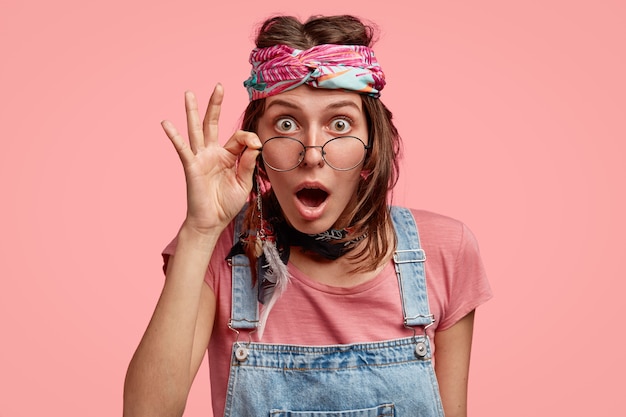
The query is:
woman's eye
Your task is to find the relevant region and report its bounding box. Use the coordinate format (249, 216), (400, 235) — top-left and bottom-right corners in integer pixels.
(275, 118), (297, 133)
(330, 118), (352, 133)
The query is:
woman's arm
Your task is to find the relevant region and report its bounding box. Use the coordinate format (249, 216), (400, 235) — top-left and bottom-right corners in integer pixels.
(123, 85), (261, 417)
(123, 228), (218, 417)
(434, 310), (476, 417)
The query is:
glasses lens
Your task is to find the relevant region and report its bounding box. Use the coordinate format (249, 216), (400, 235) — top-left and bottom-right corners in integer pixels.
(323, 136), (368, 170)
(261, 136), (368, 171)
(261, 137), (304, 171)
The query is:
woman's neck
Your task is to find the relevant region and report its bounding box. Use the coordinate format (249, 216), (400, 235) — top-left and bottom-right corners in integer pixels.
(287, 231), (394, 288)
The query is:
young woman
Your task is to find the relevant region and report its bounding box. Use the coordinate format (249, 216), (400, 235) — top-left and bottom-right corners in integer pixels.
(124, 15), (492, 417)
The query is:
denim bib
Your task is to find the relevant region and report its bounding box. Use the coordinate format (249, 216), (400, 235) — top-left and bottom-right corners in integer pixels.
(225, 207), (444, 417)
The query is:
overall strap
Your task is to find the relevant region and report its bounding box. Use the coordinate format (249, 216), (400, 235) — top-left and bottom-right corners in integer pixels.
(391, 206), (435, 328)
(229, 207), (259, 330)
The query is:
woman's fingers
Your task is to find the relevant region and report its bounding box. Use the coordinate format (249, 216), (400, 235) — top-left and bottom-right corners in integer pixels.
(166, 86), (223, 163)
(223, 130), (262, 159)
(202, 83), (224, 147)
(223, 130), (262, 186)
(185, 91), (205, 154)
(163, 87), (261, 191)
(161, 92), (262, 229)
(161, 120), (194, 166)
(238, 147), (261, 188)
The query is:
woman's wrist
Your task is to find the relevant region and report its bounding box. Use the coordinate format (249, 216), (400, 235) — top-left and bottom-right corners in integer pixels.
(176, 219), (224, 252)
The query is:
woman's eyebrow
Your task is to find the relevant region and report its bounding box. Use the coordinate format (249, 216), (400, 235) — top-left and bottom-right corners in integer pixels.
(326, 100), (361, 111)
(265, 99), (300, 111)
(265, 99), (361, 112)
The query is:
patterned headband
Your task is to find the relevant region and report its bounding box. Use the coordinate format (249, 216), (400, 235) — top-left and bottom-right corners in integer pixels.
(243, 44), (386, 101)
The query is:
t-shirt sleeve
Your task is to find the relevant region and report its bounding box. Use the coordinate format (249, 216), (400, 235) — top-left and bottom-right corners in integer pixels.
(161, 236), (178, 274)
(436, 221), (493, 331)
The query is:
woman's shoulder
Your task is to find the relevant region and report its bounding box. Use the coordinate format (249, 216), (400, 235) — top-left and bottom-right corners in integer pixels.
(395, 206), (469, 236)
(393, 206), (481, 258)
(408, 207), (462, 224)
(393, 206), (492, 331)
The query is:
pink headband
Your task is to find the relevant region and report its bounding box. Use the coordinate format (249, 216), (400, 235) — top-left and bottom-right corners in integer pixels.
(243, 44), (386, 100)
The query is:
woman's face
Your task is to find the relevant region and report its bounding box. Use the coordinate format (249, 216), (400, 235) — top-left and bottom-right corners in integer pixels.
(257, 85), (369, 234)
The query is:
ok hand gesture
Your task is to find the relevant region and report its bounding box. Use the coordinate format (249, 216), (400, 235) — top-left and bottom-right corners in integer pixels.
(161, 84), (261, 235)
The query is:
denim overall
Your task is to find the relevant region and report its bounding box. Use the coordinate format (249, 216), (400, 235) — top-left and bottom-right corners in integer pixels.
(225, 207), (445, 417)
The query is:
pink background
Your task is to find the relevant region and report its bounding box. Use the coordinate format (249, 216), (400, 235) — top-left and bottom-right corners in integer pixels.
(1, 0), (624, 415)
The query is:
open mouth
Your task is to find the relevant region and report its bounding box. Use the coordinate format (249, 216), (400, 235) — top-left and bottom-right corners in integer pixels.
(296, 187), (329, 208)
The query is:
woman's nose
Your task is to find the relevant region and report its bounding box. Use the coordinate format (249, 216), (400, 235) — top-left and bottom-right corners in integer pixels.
(300, 131), (326, 168)
(300, 144), (325, 168)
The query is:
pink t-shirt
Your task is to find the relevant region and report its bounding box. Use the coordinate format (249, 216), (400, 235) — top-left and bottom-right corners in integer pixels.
(162, 208), (492, 416)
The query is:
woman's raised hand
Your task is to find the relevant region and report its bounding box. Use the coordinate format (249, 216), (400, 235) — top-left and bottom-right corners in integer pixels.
(161, 84), (261, 235)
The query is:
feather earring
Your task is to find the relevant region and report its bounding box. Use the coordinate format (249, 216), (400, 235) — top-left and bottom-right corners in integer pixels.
(255, 170), (290, 340)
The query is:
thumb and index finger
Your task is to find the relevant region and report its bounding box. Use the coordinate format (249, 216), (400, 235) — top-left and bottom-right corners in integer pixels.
(162, 84), (262, 157)
(198, 83), (262, 155)
(202, 83), (262, 150)
(203, 84), (263, 183)
(161, 84), (262, 189)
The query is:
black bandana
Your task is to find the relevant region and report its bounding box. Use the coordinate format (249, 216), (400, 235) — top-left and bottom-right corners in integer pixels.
(226, 219), (364, 262)
(277, 221), (364, 260)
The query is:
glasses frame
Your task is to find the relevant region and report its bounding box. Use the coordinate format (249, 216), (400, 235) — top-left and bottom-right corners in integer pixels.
(260, 135), (371, 172)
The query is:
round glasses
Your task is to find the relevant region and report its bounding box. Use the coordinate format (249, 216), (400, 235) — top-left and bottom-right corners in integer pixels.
(260, 136), (370, 172)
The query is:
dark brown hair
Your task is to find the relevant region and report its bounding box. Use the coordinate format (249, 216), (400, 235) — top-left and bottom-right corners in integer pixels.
(242, 15), (402, 272)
